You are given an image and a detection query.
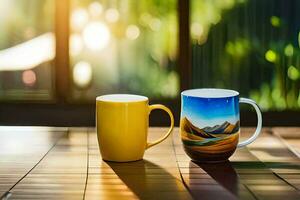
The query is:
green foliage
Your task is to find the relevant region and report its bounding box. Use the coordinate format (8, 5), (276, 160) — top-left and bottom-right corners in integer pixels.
(70, 0), (179, 99)
(191, 0), (300, 110)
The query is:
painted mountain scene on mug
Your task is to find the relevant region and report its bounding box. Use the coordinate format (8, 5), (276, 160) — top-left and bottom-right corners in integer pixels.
(180, 117), (240, 161)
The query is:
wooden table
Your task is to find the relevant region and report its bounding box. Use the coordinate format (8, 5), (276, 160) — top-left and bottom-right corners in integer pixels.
(0, 127), (300, 200)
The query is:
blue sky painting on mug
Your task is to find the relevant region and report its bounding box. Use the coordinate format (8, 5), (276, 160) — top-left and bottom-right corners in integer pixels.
(181, 96), (240, 134)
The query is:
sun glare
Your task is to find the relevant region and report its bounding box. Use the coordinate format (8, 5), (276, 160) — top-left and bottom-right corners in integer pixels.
(71, 8), (89, 30)
(88, 2), (103, 17)
(73, 61), (92, 88)
(83, 22), (111, 51)
(70, 34), (83, 56)
(105, 8), (119, 23)
(0, 33), (55, 71)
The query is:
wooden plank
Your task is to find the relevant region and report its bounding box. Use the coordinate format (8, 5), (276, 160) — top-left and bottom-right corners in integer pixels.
(174, 128), (254, 200)
(174, 127), (300, 200)
(85, 129), (138, 200)
(8, 129), (88, 200)
(248, 127), (300, 192)
(233, 128), (300, 199)
(272, 127), (300, 139)
(272, 127), (300, 159)
(1, 126), (300, 200)
(85, 128), (192, 200)
(0, 127), (66, 198)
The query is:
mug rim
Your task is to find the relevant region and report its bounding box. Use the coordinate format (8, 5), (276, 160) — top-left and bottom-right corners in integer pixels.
(181, 88), (239, 98)
(96, 94), (148, 103)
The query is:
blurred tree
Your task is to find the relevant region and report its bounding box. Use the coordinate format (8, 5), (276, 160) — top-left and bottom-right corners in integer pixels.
(191, 0), (300, 110)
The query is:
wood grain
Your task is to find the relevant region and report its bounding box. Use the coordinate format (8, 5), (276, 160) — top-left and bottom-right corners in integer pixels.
(0, 127), (300, 199)
(0, 127), (66, 198)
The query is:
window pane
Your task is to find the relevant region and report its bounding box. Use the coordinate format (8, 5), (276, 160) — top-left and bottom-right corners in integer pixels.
(70, 0), (179, 100)
(0, 0), (55, 100)
(191, 0), (300, 110)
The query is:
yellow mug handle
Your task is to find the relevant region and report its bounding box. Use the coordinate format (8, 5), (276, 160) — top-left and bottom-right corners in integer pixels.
(146, 104), (174, 149)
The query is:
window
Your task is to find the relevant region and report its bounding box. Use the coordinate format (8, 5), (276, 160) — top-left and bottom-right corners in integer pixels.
(70, 0), (179, 100)
(0, 0), (299, 126)
(0, 0), (55, 101)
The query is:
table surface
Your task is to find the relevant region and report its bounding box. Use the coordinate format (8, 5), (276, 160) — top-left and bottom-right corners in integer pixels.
(0, 127), (300, 200)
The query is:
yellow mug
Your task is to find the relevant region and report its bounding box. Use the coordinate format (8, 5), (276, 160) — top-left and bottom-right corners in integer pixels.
(96, 94), (174, 162)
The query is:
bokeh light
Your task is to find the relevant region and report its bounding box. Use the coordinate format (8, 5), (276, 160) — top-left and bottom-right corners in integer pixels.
(191, 22), (204, 39)
(71, 8), (89, 30)
(139, 13), (152, 26)
(149, 18), (161, 31)
(105, 8), (119, 23)
(265, 50), (277, 63)
(270, 16), (281, 27)
(70, 34), (83, 56)
(126, 25), (140, 40)
(68, 0), (179, 100)
(225, 39), (250, 58)
(284, 44), (294, 57)
(298, 32), (300, 48)
(73, 61), (92, 88)
(22, 70), (36, 86)
(83, 22), (110, 50)
(88, 2), (103, 17)
(287, 65), (299, 80)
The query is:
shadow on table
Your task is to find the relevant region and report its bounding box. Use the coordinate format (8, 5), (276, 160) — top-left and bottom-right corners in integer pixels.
(230, 161), (300, 170)
(107, 159), (186, 199)
(191, 160), (239, 196)
(190, 160), (300, 200)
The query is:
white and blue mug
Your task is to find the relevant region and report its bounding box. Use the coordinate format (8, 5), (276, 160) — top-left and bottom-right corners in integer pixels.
(180, 88), (262, 163)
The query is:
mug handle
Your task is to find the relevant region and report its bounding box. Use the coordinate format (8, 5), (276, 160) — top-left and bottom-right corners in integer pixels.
(146, 104), (174, 149)
(238, 97), (263, 148)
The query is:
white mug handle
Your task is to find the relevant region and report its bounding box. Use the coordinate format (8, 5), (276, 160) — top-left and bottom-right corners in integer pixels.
(238, 97), (262, 148)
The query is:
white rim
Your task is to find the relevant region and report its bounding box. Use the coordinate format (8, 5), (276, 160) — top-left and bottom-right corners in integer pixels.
(96, 94), (148, 102)
(181, 88), (239, 98)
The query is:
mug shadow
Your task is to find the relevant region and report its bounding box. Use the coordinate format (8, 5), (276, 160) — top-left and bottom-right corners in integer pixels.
(189, 160), (300, 199)
(190, 160), (239, 196)
(106, 159), (187, 199)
